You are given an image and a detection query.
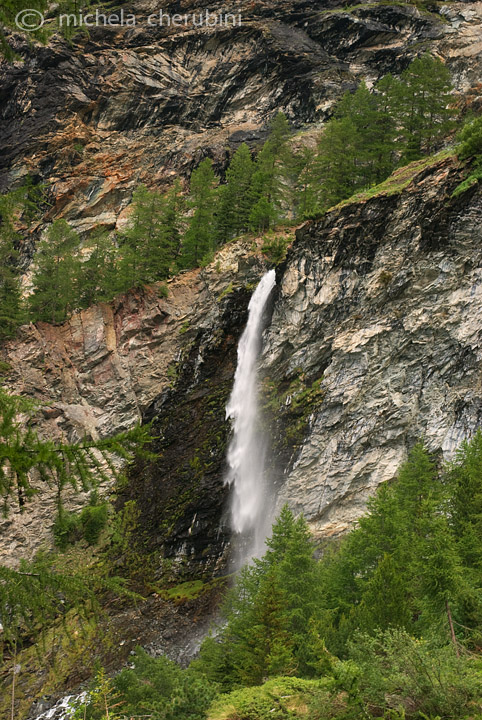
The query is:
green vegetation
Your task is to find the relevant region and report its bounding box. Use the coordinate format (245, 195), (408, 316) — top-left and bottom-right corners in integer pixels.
(454, 113), (482, 196)
(53, 492), (109, 550)
(0, 0), (49, 59)
(309, 55), (456, 211)
(0, 384), (151, 648)
(29, 219), (81, 323)
(0, 179), (44, 337)
(182, 159), (218, 267)
(72, 648), (218, 720)
(62, 432), (482, 720)
(261, 234), (290, 264)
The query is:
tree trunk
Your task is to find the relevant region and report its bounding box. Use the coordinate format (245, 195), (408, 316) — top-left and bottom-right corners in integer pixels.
(446, 598), (460, 657)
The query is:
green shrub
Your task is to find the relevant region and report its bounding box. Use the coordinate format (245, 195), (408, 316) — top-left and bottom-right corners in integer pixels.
(53, 508), (83, 550)
(458, 114), (482, 162)
(158, 283), (169, 298)
(347, 628), (482, 719)
(261, 235), (289, 264)
(74, 648), (217, 720)
(210, 676), (327, 720)
(454, 115), (482, 196)
(80, 502), (109, 545)
(53, 496), (109, 550)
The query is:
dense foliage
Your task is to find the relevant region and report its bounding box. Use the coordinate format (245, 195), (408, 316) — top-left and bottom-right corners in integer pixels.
(453, 113), (482, 196)
(71, 435), (482, 720)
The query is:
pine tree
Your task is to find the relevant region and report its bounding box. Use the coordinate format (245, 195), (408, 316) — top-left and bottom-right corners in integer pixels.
(448, 431), (482, 570)
(311, 82), (396, 211)
(216, 144), (254, 242)
(0, 213), (24, 339)
(118, 184), (181, 292)
(293, 146), (320, 219)
(314, 116), (360, 207)
(0, 182), (44, 337)
(29, 219), (80, 324)
(249, 112), (293, 232)
(0, 385), (151, 646)
(182, 159), (218, 268)
(335, 81), (395, 184)
(199, 506), (321, 686)
(389, 54), (456, 162)
(163, 179), (186, 263)
(77, 228), (119, 307)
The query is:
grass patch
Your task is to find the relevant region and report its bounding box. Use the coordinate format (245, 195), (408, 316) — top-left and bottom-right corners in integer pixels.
(334, 148), (455, 209)
(452, 165), (482, 197)
(160, 580), (205, 602)
(217, 282), (235, 302)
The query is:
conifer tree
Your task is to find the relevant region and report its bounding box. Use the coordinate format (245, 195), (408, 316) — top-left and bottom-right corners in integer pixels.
(77, 228), (119, 307)
(0, 181), (44, 337)
(249, 112), (293, 231)
(335, 81), (395, 184)
(314, 116), (360, 207)
(29, 219), (80, 324)
(0, 234), (23, 339)
(182, 159), (218, 268)
(163, 178), (186, 262)
(199, 506), (321, 686)
(118, 184), (175, 290)
(0, 199), (24, 339)
(293, 146), (320, 219)
(389, 54), (456, 162)
(216, 143), (254, 242)
(448, 430), (482, 570)
(0, 385), (151, 645)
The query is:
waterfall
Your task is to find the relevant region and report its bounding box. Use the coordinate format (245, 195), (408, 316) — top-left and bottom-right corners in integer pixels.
(224, 269), (276, 562)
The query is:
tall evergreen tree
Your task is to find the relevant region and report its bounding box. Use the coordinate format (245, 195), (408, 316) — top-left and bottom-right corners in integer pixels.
(216, 143), (254, 242)
(314, 116), (361, 207)
(249, 112), (293, 232)
(0, 181), (44, 337)
(182, 159), (218, 268)
(389, 54), (456, 162)
(0, 195), (24, 339)
(29, 219), (80, 324)
(199, 506), (321, 686)
(118, 184), (175, 290)
(77, 228), (119, 308)
(335, 81), (395, 184)
(163, 178), (186, 262)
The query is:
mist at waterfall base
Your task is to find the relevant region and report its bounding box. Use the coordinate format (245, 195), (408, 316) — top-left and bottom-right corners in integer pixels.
(224, 269), (276, 566)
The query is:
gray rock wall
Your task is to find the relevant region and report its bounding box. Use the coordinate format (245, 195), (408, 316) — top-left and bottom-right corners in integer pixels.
(262, 157), (482, 536)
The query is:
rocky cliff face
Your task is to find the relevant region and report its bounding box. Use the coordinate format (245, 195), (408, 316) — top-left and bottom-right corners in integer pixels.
(262, 155), (482, 537)
(1, 0), (481, 236)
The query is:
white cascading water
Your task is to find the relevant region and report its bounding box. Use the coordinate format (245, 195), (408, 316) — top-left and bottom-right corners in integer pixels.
(224, 269), (276, 562)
